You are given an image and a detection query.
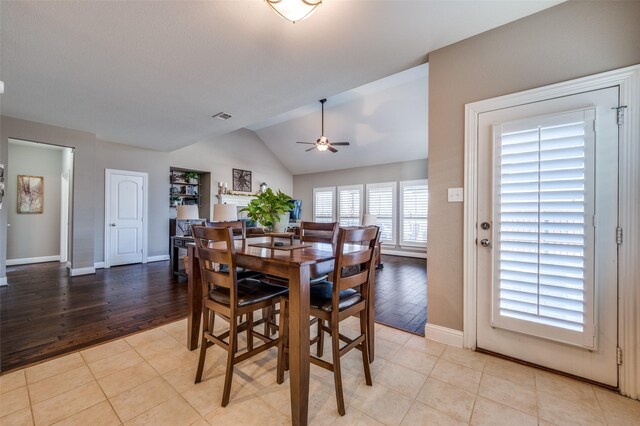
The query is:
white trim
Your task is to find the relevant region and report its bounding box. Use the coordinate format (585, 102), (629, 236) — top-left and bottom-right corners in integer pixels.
(0, 277), (7, 286)
(464, 64), (640, 398)
(94, 262), (105, 269)
(70, 266), (96, 276)
(424, 323), (463, 347)
(104, 169), (149, 268)
(147, 255), (170, 263)
(6, 255), (60, 266)
(380, 248), (427, 259)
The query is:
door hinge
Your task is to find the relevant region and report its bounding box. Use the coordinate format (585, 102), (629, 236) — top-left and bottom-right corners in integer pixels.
(612, 106), (628, 126)
(616, 227), (623, 245)
(617, 347), (623, 365)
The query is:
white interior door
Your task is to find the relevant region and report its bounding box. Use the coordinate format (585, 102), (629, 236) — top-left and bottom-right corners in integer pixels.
(107, 171), (145, 267)
(476, 87), (619, 386)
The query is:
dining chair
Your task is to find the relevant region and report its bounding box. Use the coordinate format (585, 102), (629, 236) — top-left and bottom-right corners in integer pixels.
(276, 225), (380, 416)
(192, 225), (288, 407)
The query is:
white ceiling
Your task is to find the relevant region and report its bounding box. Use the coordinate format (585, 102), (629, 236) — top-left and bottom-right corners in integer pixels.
(0, 1), (562, 152)
(253, 64), (428, 175)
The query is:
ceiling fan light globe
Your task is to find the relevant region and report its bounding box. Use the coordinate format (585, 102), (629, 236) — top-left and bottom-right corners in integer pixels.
(266, 0), (322, 23)
(317, 144), (329, 152)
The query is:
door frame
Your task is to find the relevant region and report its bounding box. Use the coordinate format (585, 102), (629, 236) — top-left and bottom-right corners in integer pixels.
(463, 65), (640, 398)
(104, 169), (148, 268)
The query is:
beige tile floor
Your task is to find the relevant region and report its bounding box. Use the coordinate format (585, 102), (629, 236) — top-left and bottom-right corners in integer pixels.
(1, 317), (639, 426)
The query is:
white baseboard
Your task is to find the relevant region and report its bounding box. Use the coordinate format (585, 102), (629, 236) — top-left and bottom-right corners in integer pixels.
(425, 323), (464, 347)
(6, 255), (61, 266)
(147, 255), (170, 263)
(0, 277), (7, 286)
(94, 262), (105, 269)
(70, 266), (96, 277)
(381, 249), (427, 259)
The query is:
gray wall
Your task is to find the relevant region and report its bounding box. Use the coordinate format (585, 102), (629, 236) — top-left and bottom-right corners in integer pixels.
(427, 0), (640, 331)
(1, 116), (97, 279)
(293, 159), (427, 253)
(0, 117), (293, 281)
(6, 142), (62, 260)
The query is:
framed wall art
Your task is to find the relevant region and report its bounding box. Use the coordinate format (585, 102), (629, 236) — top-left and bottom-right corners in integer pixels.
(17, 175), (44, 214)
(232, 168), (252, 192)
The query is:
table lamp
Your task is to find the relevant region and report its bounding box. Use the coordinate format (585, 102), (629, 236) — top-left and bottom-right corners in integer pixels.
(213, 203), (238, 222)
(362, 214), (377, 227)
(176, 204), (200, 236)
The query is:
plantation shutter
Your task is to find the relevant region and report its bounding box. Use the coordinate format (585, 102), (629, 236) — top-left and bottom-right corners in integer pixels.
(366, 182), (396, 244)
(400, 180), (428, 246)
(313, 187), (335, 223)
(338, 185), (363, 227)
(493, 109), (596, 347)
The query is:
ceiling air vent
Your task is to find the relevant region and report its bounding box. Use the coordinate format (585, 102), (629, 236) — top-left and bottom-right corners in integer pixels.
(212, 112), (232, 120)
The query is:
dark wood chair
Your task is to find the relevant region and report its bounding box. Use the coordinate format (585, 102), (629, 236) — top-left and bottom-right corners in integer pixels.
(192, 225), (288, 407)
(276, 226), (380, 416)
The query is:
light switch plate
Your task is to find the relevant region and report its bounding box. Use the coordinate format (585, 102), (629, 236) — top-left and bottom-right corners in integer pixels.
(448, 187), (464, 202)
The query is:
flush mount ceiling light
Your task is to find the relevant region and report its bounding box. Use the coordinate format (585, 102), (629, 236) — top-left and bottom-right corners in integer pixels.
(266, 0), (322, 23)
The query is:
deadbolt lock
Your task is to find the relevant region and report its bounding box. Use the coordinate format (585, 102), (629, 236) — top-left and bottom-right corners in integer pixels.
(480, 222), (491, 230)
(480, 239), (491, 247)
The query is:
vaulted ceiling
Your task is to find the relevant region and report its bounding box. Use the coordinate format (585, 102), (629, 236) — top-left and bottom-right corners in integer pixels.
(0, 1), (562, 152)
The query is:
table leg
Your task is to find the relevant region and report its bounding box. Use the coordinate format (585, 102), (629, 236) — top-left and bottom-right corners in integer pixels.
(288, 264), (311, 426)
(187, 244), (202, 351)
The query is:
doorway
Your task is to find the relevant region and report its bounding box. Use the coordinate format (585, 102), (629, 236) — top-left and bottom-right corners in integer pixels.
(6, 139), (73, 267)
(104, 169), (148, 267)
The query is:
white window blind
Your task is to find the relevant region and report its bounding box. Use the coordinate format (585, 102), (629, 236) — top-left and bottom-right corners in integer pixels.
(313, 187), (335, 223)
(400, 180), (428, 246)
(493, 109), (595, 347)
(366, 182), (396, 244)
(337, 185), (363, 227)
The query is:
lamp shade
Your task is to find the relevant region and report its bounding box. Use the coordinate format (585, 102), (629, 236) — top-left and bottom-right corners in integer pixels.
(213, 203), (238, 222)
(362, 214), (377, 227)
(176, 204), (200, 221)
(266, 0), (322, 23)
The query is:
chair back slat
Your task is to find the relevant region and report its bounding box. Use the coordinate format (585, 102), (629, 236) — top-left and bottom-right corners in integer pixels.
(300, 221), (338, 246)
(192, 225), (238, 305)
(206, 220), (246, 239)
(332, 226), (380, 299)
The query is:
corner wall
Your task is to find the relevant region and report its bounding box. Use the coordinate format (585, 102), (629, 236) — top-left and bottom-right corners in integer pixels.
(427, 0), (640, 331)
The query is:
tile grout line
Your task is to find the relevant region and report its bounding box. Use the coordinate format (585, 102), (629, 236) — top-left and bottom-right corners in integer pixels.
(79, 348), (124, 426)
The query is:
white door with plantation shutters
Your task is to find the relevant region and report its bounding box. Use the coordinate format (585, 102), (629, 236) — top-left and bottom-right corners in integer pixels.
(476, 87), (619, 386)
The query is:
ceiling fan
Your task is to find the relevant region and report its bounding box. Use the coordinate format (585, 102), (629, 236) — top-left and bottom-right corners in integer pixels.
(296, 99), (350, 153)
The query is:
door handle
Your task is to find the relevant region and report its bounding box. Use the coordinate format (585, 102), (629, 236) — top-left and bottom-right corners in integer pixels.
(109, 223), (116, 227)
(480, 239), (491, 247)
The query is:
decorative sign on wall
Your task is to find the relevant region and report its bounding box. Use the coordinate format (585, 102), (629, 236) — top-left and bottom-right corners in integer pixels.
(232, 168), (252, 192)
(17, 175), (44, 214)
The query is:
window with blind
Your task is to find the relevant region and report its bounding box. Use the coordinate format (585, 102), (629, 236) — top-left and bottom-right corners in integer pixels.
(337, 185), (363, 227)
(366, 182), (396, 244)
(313, 187), (335, 223)
(400, 180), (428, 246)
(492, 109), (596, 347)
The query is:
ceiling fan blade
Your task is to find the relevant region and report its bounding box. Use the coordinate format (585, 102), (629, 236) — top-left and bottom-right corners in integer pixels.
(328, 146), (338, 153)
(296, 141), (315, 144)
(330, 142), (350, 146)
(306, 147), (317, 152)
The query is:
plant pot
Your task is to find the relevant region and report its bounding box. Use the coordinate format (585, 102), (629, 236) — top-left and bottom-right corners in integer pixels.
(189, 178), (198, 185)
(273, 213), (290, 233)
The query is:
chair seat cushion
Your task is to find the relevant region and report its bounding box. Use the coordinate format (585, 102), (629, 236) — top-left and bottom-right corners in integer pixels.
(209, 278), (288, 308)
(309, 281), (362, 313)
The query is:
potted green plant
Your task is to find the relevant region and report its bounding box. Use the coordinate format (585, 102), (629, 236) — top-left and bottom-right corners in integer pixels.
(184, 171), (199, 184)
(240, 188), (292, 232)
(170, 196), (181, 207)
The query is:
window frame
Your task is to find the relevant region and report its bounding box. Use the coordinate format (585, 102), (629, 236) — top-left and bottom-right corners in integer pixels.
(312, 186), (336, 223)
(399, 179), (428, 247)
(365, 181), (397, 246)
(337, 184), (364, 227)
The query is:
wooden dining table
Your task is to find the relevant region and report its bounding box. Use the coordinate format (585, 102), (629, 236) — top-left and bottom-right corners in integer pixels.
(186, 237), (376, 426)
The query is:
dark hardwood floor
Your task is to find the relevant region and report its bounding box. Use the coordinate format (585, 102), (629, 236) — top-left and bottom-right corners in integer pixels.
(0, 261), (188, 372)
(0, 255), (426, 372)
(375, 255), (427, 335)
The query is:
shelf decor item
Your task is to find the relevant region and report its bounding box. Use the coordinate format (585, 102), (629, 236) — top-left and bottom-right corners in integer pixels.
(232, 168), (252, 192)
(240, 188), (292, 232)
(184, 171), (199, 184)
(17, 175), (44, 214)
